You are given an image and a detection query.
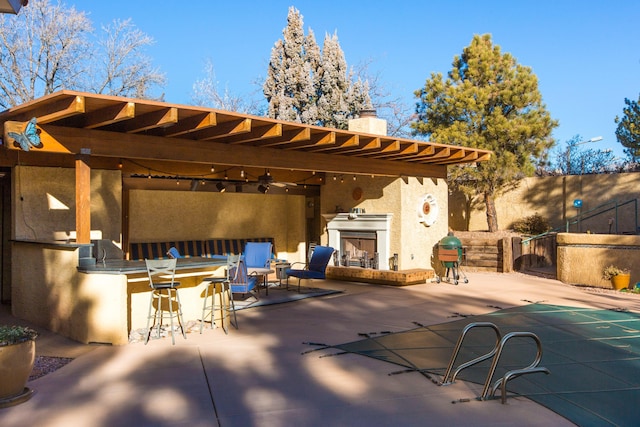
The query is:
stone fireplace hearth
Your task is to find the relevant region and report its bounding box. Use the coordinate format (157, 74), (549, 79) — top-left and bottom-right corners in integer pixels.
(323, 213), (393, 270)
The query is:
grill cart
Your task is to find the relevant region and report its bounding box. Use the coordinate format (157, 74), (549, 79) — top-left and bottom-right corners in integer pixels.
(435, 234), (468, 285)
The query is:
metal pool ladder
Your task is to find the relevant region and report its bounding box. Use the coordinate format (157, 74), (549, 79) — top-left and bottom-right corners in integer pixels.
(440, 322), (550, 403)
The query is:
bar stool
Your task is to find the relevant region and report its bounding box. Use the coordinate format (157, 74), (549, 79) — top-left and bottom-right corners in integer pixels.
(144, 258), (186, 345)
(201, 255), (239, 334)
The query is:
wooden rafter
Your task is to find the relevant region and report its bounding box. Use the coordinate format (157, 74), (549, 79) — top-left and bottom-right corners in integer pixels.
(0, 90), (492, 174)
(162, 112), (217, 137)
(83, 102), (135, 129)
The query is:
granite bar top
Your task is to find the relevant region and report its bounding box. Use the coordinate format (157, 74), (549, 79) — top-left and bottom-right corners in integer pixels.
(78, 256), (227, 275)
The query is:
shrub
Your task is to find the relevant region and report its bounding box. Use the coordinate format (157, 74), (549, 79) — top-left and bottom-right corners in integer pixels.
(511, 213), (551, 235)
(602, 265), (630, 280)
(0, 325), (38, 346)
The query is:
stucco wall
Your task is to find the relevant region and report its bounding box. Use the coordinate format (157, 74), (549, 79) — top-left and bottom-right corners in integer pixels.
(11, 242), (129, 344)
(450, 172), (639, 233)
(13, 165), (122, 243)
(556, 233), (640, 287)
(128, 190), (306, 262)
(320, 176), (448, 270)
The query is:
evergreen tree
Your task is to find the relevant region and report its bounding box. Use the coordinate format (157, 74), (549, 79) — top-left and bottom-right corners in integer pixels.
(263, 7), (371, 128)
(263, 7), (313, 123)
(412, 34), (557, 232)
(316, 32), (350, 128)
(615, 95), (640, 161)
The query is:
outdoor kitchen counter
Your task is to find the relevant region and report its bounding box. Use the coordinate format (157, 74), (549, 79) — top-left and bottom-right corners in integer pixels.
(73, 255), (230, 344)
(77, 256), (227, 275)
(10, 238), (230, 345)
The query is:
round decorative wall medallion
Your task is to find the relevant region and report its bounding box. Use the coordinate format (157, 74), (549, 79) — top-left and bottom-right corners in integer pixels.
(352, 187), (363, 201)
(417, 194), (438, 226)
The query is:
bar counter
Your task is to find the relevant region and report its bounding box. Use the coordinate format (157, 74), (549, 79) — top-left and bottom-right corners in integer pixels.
(12, 241), (231, 345)
(77, 255), (227, 274)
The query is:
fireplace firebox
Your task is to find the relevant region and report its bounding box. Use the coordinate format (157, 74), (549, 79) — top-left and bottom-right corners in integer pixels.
(323, 213), (393, 270)
(340, 231), (377, 267)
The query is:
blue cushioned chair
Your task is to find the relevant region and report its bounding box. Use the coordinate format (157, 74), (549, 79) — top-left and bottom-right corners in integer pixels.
(243, 241), (273, 293)
(243, 241), (272, 268)
(167, 246), (182, 259)
(285, 245), (334, 292)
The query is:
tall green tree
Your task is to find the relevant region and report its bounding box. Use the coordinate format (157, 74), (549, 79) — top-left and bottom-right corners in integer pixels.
(263, 6), (371, 128)
(412, 34), (557, 232)
(615, 95), (640, 161)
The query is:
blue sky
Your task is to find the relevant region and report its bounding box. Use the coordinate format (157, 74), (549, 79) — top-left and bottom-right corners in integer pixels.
(74, 1), (639, 158)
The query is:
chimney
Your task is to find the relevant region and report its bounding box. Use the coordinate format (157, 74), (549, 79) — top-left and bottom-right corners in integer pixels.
(348, 109), (387, 136)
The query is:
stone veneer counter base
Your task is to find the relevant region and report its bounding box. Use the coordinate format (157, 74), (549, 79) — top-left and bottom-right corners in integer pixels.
(326, 266), (434, 286)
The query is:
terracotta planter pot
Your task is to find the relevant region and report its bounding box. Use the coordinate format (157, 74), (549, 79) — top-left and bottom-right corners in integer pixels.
(0, 339), (35, 399)
(611, 273), (631, 291)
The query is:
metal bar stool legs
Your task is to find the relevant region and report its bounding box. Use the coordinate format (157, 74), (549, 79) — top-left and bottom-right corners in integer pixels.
(145, 286), (186, 345)
(144, 258), (186, 345)
(201, 278), (238, 334)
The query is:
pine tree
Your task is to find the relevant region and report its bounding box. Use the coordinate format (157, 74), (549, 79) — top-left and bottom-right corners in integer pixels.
(263, 7), (371, 128)
(412, 34), (557, 232)
(316, 32), (349, 127)
(263, 7), (314, 123)
(615, 95), (640, 161)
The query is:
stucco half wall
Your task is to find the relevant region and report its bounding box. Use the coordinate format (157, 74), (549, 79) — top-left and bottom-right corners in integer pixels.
(557, 232), (640, 287)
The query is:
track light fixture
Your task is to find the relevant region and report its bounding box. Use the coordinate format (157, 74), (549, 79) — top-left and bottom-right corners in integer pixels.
(258, 184), (268, 194)
(216, 182), (226, 193)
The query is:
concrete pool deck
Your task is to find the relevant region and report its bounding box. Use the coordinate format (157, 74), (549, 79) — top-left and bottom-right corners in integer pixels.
(1, 271), (639, 426)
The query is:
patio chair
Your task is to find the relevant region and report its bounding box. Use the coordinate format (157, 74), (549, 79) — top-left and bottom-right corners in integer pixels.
(201, 255), (239, 334)
(167, 246), (182, 259)
(243, 241), (273, 293)
(230, 257), (259, 300)
(244, 241), (273, 268)
(285, 245), (334, 292)
(144, 258), (186, 345)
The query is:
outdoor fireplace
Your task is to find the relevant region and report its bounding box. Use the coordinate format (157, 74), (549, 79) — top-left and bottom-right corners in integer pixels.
(323, 213), (393, 270)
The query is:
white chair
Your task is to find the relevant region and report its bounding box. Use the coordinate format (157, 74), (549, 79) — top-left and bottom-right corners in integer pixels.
(144, 258), (186, 345)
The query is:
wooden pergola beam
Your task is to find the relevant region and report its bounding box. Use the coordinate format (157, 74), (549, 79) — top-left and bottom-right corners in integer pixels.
(39, 124), (448, 178)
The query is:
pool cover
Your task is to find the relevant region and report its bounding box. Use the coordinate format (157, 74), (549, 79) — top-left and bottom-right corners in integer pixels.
(323, 304), (640, 426)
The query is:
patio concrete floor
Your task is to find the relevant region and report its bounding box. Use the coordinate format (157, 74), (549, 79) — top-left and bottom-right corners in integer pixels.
(1, 271), (639, 426)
